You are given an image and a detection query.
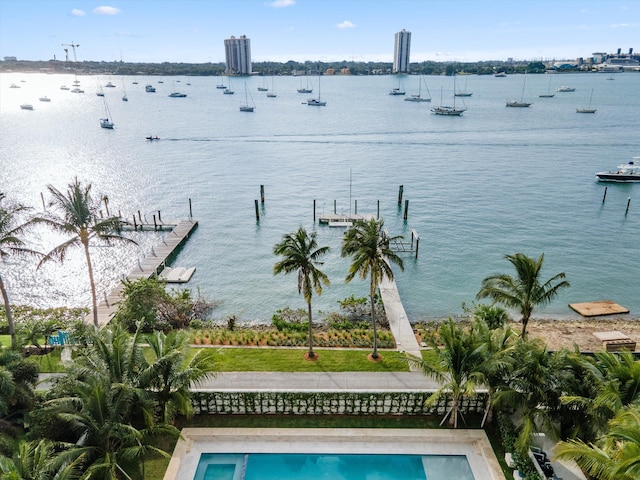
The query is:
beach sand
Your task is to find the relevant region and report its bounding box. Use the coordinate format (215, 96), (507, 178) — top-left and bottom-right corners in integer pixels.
(524, 316), (639, 352)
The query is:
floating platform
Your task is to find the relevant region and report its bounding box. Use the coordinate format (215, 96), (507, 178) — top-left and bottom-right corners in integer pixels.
(317, 213), (375, 225)
(568, 300), (629, 317)
(159, 266), (196, 283)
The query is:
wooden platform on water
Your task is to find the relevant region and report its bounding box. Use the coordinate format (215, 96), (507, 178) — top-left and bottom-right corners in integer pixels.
(90, 219), (198, 326)
(568, 300), (629, 317)
(317, 213), (375, 225)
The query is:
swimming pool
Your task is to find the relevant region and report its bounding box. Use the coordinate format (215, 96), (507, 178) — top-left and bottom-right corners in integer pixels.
(194, 453), (475, 480)
(163, 428), (503, 480)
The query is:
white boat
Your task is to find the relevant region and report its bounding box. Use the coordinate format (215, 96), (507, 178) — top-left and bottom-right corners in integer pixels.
(39, 96), (51, 102)
(223, 78), (234, 94)
(307, 75), (326, 106)
(404, 76), (431, 102)
(10, 83), (20, 88)
(539, 76), (555, 98)
(60, 85), (70, 90)
(216, 83), (227, 89)
(494, 72), (507, 77)
(596, 159), (640, 182)
(266, 77), (277, 97)
(168, 92), (187, 97)
(104, 81), (116, 88)
(145, 84), (156, 92)
(506, 74), (531, 107)
(431, 86), (466, 116)
(454, 75), (472, 97)
(20, 104), (34, 110)
(297, 74), (313, 93)
(257, 77), (268, 92)
(576, 89), (596, 113)
(556, 85), (575, 92)
(71, 87), (84, 93)
(100, 96), (114, 129)
(239, 82), (255, 112)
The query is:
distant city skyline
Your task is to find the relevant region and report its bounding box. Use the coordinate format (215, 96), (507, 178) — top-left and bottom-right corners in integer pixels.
(0, 0), (638, 64)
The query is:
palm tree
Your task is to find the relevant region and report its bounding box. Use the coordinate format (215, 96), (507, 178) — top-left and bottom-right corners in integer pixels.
(138, 330), (217, 424)
(273, 227), (330, 359)
(409, 319), (486, 428)
(476, 253), (569, 337)
(38, 178), (135, 327)
(0, 439), (82, 479)
(341, 218), (403, 359)
(0, 193), (42, 349)
(554, 405), (640, 480)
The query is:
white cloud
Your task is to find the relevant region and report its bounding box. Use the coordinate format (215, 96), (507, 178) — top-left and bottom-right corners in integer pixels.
(336, 20), (356, 29)
(70, 9), (85, 16)
(93, 6), (122, 15)
(268, 0), (295, 7)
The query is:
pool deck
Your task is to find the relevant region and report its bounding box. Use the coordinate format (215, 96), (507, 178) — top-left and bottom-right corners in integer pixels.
(164, 427), (505, 480)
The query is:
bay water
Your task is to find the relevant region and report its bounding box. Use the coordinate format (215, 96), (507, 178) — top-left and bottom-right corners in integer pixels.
(1, 71), (638, 323)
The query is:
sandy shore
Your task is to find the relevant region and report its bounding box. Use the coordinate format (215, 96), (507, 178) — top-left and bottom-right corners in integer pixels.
(522, 316), (639, 352)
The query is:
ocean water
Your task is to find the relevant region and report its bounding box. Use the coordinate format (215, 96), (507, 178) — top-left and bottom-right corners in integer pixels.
(1, 71), (638, 323)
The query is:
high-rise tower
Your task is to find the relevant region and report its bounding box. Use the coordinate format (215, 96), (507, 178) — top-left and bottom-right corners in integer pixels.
(393, 29), (411, 74)
(224, 35), (252, 75)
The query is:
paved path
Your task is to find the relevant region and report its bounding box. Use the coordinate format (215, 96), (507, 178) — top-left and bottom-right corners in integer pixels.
(38, 371), (441, 391)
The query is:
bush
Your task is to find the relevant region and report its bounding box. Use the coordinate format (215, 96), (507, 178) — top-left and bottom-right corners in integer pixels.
(271, 307), (308, 332)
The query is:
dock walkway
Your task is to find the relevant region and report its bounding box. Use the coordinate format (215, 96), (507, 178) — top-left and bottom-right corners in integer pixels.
(90, 219), (198, 326)
(379, 273), (422, 370)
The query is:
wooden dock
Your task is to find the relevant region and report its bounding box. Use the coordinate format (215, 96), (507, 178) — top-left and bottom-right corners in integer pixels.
(317, 213), (375, 225)
(569, 300), (629, 317)
(90, 219), (199, 326)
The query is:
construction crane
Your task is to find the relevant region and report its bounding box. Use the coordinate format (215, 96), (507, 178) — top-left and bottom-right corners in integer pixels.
(61, 42), (80, 64)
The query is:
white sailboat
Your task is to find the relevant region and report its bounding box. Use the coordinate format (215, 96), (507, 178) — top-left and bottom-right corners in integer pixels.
(306, 75), (326, 106)
(266, 76), (277, 98)
(539, 76), (555, 98)
(454, 75), (472, 97)
(100, 96), (114, 129)
(431, 82), (466, 116)
(297, 73), (313, 93)
(576, 89), (596, 113)
(404, 76), (431, 102)
(506, 74), (531, 107)
(239, 82), (255, 112)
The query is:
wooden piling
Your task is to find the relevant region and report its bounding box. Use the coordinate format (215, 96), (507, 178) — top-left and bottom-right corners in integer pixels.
(377, 200), (380, 219)
(602, 187), (607, 204)
(404, 199), (409, 221)
(138, 210), (142, 223)
(355, 200), (358, 215)
(103, 196), (110, 216)
(255, 200), (260, 221)
(334, 200), (336, 214)
(158, 210), (162, 222)
(398, 185), (403, 205)
(40, 192), (46, 210)
(313, 199), (316, 222)
(153, 214), (157, 231)
(133, 216), (137, 231)
(626, 197), (631, 215)
(188, 198), (193, 219)
(260, 185), (265, 203)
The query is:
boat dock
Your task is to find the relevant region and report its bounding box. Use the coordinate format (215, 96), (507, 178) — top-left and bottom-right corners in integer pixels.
(379, 272), (422, 369)
(90, 219), (198, 326)
(317, 213), (376, 226)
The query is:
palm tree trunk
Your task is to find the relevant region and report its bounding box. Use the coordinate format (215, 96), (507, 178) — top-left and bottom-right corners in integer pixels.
(521, 316), (529, 337)
(307, 300), (315, 358)
(370, 275), (378, 359)
(0, 274), (16, 349)
(83, 241), (99, 328)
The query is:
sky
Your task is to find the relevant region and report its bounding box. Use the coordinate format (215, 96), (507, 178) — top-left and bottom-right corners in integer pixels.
(0, 0), (638, 64)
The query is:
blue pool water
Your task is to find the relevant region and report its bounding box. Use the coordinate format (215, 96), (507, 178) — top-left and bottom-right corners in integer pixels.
(193, 453), (474, 480)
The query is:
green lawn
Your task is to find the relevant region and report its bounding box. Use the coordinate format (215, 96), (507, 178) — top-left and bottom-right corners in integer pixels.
(33, 346), (410, 373)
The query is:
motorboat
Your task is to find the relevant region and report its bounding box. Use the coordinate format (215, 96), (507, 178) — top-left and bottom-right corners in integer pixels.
(216, 84), (227, 89)
(39, 96), (51, 102)
(168, 92), (187, 97)
(556, 86), (575, 92)
(223, 88), (234, 94)
(596, 159), (640, 182)
(20, 104), (34, 110)
(307, 98), (326, 106)
(10, 83), (20, 88)
(60, 85), (70, 90)
(100, 118), (114, 129)
(389, 87), (405, 96)
(494, 72), (507, 77)
(506, 101), (531, 108)
(71, 87), (84, 93)
(104, 81), (116, 88)
(146, 136), (160, 141)
(145, 84), (156, 92)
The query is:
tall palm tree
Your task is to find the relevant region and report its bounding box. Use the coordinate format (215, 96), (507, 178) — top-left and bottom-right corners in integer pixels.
(341, 218), (403, 359)
(0, 193), (42, 349)
(273, 227), (330, 359)
(38, 178), (135, 327)
(138, 330), (217, 424)
(0, 439), (82, 479)
(409, 319), (486, 428)
(476, 253), (569, 337)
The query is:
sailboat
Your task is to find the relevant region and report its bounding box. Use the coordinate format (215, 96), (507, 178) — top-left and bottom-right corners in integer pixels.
(168, 81), (187, 97)
(100, 96), (114, 129)
(239, 82), (255, 112)
(266, 76), (277, 98)
(389, 77), (405, 95)
(577, 89), (596, 113)
(431, 85), (466, 116)
(404, 76), (431, 102)
(121, 76), (128, 101)
(297, 74), (313, 93)
(257, 77), (268, 92)
(454, 75), (472, 97)
(223, 77), (234, 94)
(539, 76), (555, 98)
(307, 75), (326, 106)
(506, 74), (531, 107)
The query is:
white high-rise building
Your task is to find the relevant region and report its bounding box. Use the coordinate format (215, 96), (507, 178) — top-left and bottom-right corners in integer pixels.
(393, 29), (411, 74)
(224, 35), (252, 75)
